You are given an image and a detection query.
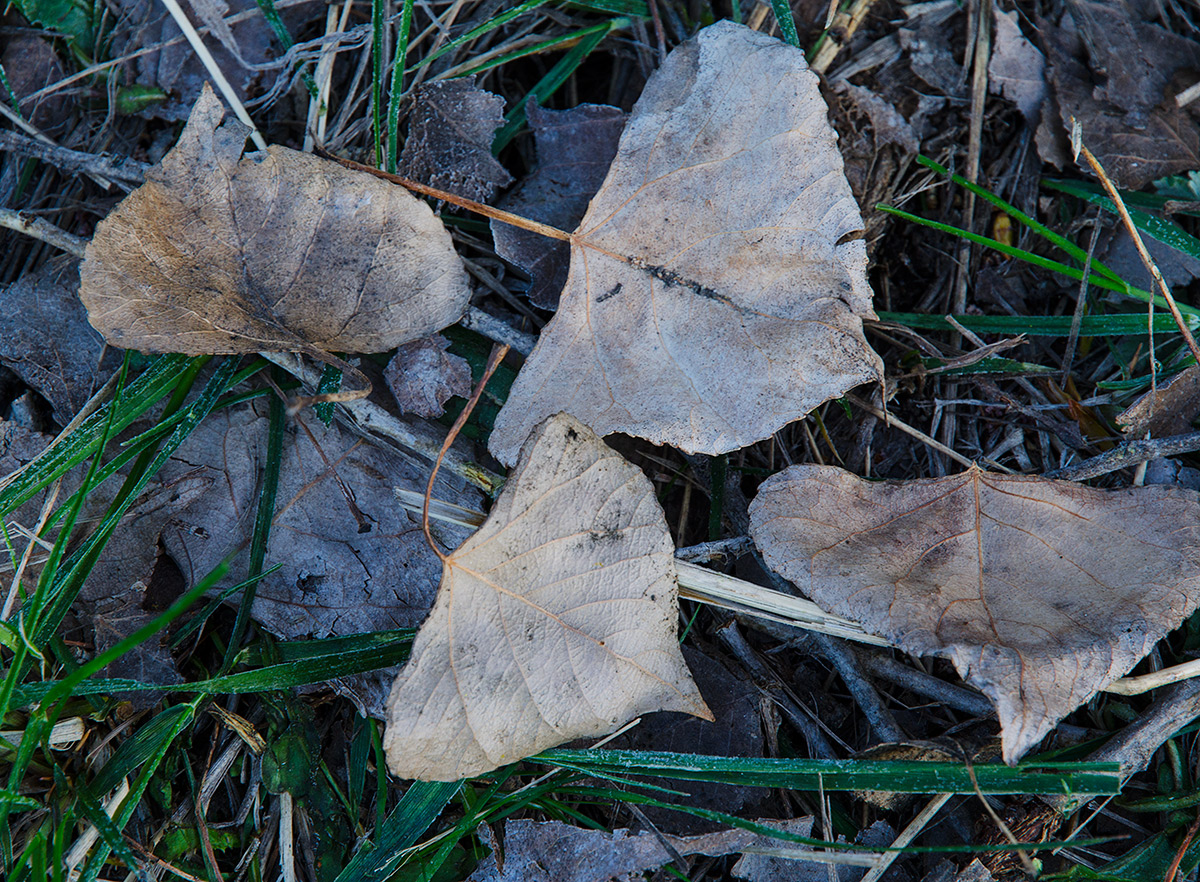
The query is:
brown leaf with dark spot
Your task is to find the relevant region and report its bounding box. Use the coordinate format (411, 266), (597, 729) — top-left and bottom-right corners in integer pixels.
(491, 101), (627, 309)
(488, 22), (883, 465)
(749, 465), (1200, 762)
(80, 85), (471, 368)
(383, 334), (471, 419)
(398, 76), (514, 203)
(0, 257), (118, 425)
(385, 413), (711, 781)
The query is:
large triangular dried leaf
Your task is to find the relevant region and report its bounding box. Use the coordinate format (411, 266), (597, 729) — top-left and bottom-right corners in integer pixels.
(385, 413), (711, 781)
(80, 85), (470, 361)
(487, 22), (882, 465)
(748, 465), (1200, 762)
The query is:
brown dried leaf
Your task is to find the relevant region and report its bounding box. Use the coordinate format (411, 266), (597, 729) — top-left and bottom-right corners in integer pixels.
(398, 76), (514, 204)
(749, 465), (1200, 762)
(0, 257), (118, 425)
(492, 101), (627, 309)
(80, 85), (471, 362)
(383, 335), (472, 419)
(1117, 364), (1200, 438)
(385, 413), (711, 781)
(160, 399), (480, 643)
(988, 9), (1045, 123)
(488, 22), (882, 465)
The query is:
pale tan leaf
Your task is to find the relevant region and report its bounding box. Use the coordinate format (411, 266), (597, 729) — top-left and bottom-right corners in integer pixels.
(487, 21), (882, 465)
(385, 413), (712, 781)
(80, 84), (471, 358)
(748, 465), (1200, 762)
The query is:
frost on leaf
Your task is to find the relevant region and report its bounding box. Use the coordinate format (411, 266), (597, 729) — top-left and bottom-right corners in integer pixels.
(487, 21), (882, 465)
(385, 413), (712, 781)
(749, 465), (1200, 762)
(80, 84), (470, 362)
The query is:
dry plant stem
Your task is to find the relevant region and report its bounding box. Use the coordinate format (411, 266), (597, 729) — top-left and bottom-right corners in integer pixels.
(859, 793), (954, 882)
(967, 760), (1037, 877)
(0, 208), (88, 259)
(422, 343), (509, 558)
(320, 152), (573, 242)
(844, 393), (984, 471)
(1043, 430), (1200, 480)
(262, 352), (503, 495)
(0, 130), (148, 185)
(1167, 812), (1200, 882)
(2, 478), (62, 621)
(1062, 218), (1101, 384)
(156, 0), (268, 151)
(1104, 658), (1200, 695)
(810, 0), (883, 74)
(714, 620), (839, 759)
(1077, 143), (1200, 368)
(64, 778), (130, 876)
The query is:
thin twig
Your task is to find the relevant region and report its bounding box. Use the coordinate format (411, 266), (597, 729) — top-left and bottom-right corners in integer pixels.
(845, 393), (998, 471)
(1061, 217), (1101, 384)
(1043, 430), (1200, 480)
(0, 208), (88, 258)
(0, 130), (148, 185)
(422, 344), (508, 560)
(1075, 135), (1200, 368)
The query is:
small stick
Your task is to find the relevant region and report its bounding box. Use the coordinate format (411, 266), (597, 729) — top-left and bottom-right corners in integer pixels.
(0, 208), (87, 258)
(422, 344), (509, 559)
(1074, 129), (1200, 369)
(0, 130), (148, 185)
(859, 793), (954, 882)
(845, 393), (993, 472)
(1043, 430), (1200, 480)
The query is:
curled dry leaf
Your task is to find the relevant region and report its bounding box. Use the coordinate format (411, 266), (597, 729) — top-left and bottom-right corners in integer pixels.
(385, 413), (711, 781)
(383, 335), (472, 419)
(491, 100), (627, 310)
(487, 22), (882, 465)
(748, 465), (1200, 762)
(80, 85), (471, 381)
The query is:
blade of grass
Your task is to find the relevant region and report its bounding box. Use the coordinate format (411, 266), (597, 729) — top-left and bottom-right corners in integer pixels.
(384, 0), (415, 173)
(492, 19), (622, 151)
(1043, 178), (1200, 261)
(335, 779), (461, 882)
(371, 0), (386, 165)
(769, 0), (801, 46)
(407, 0), (551, 75)
(876, 312), (1200, 336)
(535, 749), (1122, 795)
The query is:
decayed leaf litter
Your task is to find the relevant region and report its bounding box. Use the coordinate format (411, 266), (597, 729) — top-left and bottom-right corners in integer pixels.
(51, 12), (1200, 787)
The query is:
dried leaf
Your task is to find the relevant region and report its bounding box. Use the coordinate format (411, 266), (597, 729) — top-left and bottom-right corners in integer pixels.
(1117, 364), (1200, 438)
(470, 818), (812, 882)
(80, 85), (471, 366)
(988, 9), (1045, 123)
(0, 257), (118, 425)
(160, 399), (479, 642)
(398, 76), (514, 204)
(385, 413), (711, 781)
(383, 335), (472, 419)
(1, 35), (69, 130)
(492, 101), (627, 309)
(488, 22), (882, 465)
(1038, 8), (1200, 187)
(749, 465), (1200, 762)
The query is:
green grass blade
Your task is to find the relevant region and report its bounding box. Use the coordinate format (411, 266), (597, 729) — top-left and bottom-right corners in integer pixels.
(492, 20), (620, 151)
(385, 0), (415, 173)
(371, 0), (386, 166)
(1042, 177), (1200, 262)
(535, 749), (1122, 795)
(409, 0), (550, 74)
(877, 204), (1200, 317)
(877, 311), (1200, 336)
(453, 19), (619, 82)
(913, 155), (1126, 286)
(253, 0), (318, 98)
(335, 779), (461, 882)
(89, 705), (194, 796)
(770, 0), (800, 46)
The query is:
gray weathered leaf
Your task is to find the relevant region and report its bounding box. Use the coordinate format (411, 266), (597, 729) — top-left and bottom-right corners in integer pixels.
(383, 335), (472, 419)
(80, 85), (471, 361)
(385, 413), (711, 781)
(749, 465), (1200, 762)
(492, 101), (627, 309)
(488, 22), (882, 465)
(0, 257), (117, 424)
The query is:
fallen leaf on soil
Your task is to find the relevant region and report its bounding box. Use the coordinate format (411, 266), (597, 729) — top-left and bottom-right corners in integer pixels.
(0, 35), (69, 130)
(1037, 5), (1200, 188)
(80, 85), (471, 378)
(491, 100), (627, 309)
(988, 9), (1044, 124)
(383, 334), (472, 419)
(160, 398), (479, 642)
(1117, 364), (1200, 438)
(469, 817), (818, 882)
(488, 22), (882, 465)
(748, 465), (1200, 762)
(398, 76), (513, 203)
(385, 413), (711, 781)
(0, 257), (118, 425)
